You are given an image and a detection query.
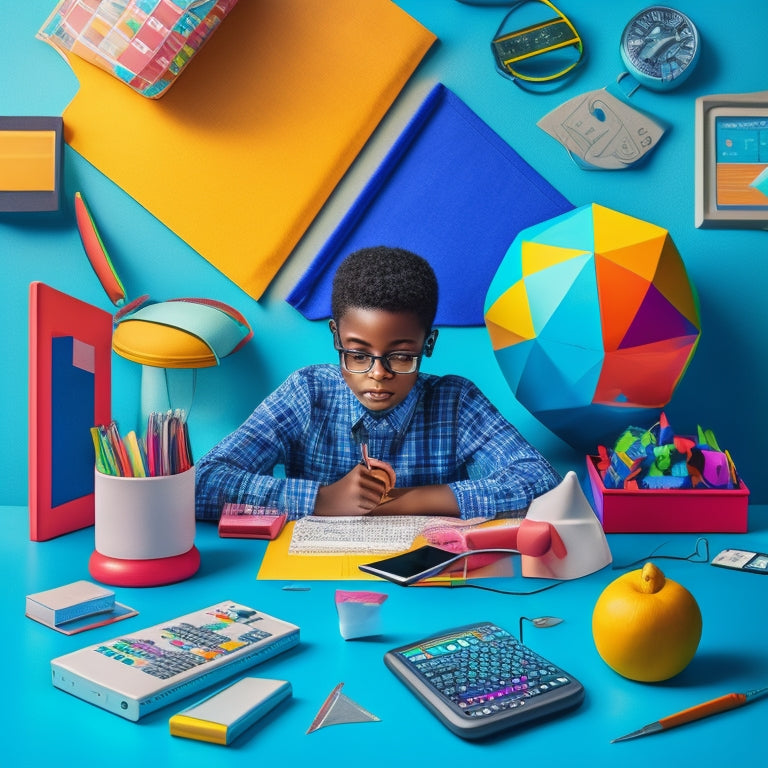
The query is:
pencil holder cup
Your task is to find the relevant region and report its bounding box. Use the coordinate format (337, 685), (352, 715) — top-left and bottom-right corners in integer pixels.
(88, 467), (200, 587)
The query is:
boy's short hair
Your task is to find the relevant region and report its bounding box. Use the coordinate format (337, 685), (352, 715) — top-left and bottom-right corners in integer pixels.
(331, 246), (438, 332)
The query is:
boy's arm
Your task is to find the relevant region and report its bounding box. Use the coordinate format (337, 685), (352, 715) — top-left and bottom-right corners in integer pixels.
(312, 460), (461, 517)
(368, 485), (460, 517)
(447, 380), (561, 519)
(194, 374), (319, 520)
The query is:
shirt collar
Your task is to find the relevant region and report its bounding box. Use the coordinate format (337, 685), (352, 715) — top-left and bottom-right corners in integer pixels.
(349, 375), (425, 446)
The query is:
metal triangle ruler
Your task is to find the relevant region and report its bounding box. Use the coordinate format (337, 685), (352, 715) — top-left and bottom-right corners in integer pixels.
(307, 683), (380, 733)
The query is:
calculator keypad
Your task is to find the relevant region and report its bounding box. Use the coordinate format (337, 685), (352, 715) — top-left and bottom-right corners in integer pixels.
(404, 623), (574, 718)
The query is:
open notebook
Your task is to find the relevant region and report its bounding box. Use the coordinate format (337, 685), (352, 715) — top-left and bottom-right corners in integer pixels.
(257, 517), (518, 582)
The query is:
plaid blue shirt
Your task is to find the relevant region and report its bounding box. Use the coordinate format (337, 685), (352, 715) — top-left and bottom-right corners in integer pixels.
(195, 364), (561, 520)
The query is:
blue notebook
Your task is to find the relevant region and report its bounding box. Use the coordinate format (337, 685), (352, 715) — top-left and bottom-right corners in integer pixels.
(287, 84), (573, 327)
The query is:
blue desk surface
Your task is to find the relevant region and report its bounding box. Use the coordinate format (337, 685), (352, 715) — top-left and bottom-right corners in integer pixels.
(5, 505), (767, 768)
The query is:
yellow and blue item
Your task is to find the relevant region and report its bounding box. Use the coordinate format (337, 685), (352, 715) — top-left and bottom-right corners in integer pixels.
(484, 203), (701, 450)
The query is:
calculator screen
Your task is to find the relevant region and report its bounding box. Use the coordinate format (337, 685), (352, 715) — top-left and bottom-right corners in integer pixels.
(400, 629), (480, 661)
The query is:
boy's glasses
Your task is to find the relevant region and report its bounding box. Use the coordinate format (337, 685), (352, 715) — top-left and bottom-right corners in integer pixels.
(489, 0), (584, 90)
(333, 337), (421, 375)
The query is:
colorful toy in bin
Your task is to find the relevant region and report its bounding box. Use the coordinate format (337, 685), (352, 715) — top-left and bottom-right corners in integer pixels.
(37, 0), (240, 98)
(484, 203), (701, 450)
(598, 412), (740, 491)
(586, 413), (749, 534)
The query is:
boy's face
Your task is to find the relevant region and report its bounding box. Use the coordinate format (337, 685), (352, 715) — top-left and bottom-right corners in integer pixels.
(332, 308), (428, 412)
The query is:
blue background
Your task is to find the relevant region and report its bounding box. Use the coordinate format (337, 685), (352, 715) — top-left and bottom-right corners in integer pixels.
(2, 0), (767, 507)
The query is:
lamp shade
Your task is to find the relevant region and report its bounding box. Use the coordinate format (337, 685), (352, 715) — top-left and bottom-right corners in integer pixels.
(112, 297), (253, 369)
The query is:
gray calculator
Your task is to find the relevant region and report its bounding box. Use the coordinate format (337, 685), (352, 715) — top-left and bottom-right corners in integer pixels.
(384, 621), (584, 739)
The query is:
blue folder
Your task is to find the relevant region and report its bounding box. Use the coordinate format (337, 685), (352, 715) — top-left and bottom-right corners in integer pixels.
(287, 83), (573, 327)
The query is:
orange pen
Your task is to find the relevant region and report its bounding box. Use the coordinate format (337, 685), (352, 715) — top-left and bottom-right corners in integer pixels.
(612, 686), (768, 742)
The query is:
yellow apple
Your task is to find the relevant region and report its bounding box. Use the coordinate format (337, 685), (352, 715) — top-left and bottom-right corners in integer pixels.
(592, 562), (702, 682)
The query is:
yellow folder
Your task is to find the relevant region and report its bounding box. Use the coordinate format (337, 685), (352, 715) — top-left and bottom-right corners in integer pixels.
(59, 0), (435, 300)
(258, 522), (382, 581)
(257, 521), (517, 581)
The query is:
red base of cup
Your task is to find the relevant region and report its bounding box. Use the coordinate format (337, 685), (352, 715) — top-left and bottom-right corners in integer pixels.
(88, 546), (201, 587)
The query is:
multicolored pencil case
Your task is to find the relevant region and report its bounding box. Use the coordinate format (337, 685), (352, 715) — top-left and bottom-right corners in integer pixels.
(37, 0), (239, 98)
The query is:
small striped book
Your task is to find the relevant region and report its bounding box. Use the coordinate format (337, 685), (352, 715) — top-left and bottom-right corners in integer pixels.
(26, 580), (115, 627)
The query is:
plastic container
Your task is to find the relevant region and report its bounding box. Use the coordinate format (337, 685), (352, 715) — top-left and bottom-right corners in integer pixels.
(89, 466), (200, 586)
(586, 456), (749, 534)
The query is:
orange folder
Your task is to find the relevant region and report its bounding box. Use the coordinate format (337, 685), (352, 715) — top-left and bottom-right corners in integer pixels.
(60, 0), (436, 300)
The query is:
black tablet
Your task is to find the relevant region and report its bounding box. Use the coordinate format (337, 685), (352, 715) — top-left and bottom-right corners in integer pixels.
(359, 545), (517, 586)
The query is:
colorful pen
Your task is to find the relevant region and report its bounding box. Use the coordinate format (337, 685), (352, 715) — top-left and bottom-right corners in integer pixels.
(612, 686), (768, 742)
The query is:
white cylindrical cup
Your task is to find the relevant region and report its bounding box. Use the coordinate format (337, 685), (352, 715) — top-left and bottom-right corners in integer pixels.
(94, 466), (196, 560)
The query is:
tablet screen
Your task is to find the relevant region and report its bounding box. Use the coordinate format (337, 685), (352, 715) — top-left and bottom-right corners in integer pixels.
(713, 110), (768, 209)
(359, 546), (462, 585)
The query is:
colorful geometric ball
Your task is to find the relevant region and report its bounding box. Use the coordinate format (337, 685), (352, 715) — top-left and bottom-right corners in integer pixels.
(484, 203), (701, 449)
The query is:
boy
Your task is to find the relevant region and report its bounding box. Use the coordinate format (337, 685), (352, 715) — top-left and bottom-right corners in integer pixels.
(195, 246), (561, 520)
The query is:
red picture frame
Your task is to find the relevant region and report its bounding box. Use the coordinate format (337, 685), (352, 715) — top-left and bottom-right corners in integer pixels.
(29, 282), (112, 541)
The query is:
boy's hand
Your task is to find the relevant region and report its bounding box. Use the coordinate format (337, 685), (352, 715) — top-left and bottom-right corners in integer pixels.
(314, 462), (395, 516)
(365, 456), (396, 503)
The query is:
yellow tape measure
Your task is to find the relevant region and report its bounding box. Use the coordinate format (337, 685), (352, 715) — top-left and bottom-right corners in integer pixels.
(490, 0), (584, 88)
